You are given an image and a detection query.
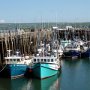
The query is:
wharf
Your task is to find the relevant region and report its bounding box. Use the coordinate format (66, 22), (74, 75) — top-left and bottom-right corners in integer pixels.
(0, 28), (51, 63)
(0, 26), (90, 63)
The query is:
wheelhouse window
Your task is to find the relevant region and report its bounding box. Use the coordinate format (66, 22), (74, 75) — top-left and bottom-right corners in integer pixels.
(37, 59), (39, 62)
(13, 59), (16, 61)
(17, 59), (20, 62)
(51, 59), (53, 62)
(44, 59), (46, 62)
(34, 59), (36, 62)
(10, 59), (12, 61)
(7, 59), (9, 62)
(41, 59), (43, 62)
(48, 59), (50, 62)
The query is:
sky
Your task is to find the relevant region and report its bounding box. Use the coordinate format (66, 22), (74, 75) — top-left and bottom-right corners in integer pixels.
(0, 0), (90, 23)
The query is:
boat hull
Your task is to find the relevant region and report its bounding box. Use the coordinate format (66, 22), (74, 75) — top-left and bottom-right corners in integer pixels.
(63, 50), (80, 59)
(32, 63), (60, 79)
(0, 64), (28, 78)
(81, 48), (90, 58)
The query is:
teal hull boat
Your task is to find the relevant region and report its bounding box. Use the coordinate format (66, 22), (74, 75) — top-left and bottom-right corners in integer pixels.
(33, 63), (60, 79)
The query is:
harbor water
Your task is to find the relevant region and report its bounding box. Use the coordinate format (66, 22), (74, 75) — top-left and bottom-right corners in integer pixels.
(0, 58), (90, 90)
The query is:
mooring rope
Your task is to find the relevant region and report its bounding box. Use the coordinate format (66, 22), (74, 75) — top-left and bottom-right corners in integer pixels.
(0, 64), (7, 72)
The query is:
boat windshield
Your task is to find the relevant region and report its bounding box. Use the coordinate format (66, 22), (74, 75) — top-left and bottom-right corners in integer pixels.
(66, 44), (78, 48)
(33, 58), (55, 63)
(6, 58), (21, 62)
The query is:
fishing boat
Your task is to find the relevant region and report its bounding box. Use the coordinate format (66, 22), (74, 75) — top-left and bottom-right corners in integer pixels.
(31, 43), (61, 79)
(28, 27), (61, 79)
(63, 40), (82, 59)
(1, 50), (31, 78)
(81, 48), (90, 58)
(80, 42), (90, 58)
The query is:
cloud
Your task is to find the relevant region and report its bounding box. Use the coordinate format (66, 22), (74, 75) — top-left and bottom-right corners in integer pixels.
(0, 19), (5, 23)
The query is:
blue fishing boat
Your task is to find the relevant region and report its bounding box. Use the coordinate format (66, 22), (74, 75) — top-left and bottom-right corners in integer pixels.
(1, 50), (31, 78)
(80, 43), (90, 58)
(74, 41), (89, 58)
(63, 41), (81, 59)
(63, 50), (80, 59)
(81, 48), (90, 58)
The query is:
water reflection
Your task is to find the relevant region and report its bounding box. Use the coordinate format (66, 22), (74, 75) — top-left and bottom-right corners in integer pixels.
(31, 73), (60, 90)
(0, 72), (60, 90)
(0, 78), (29, 90)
